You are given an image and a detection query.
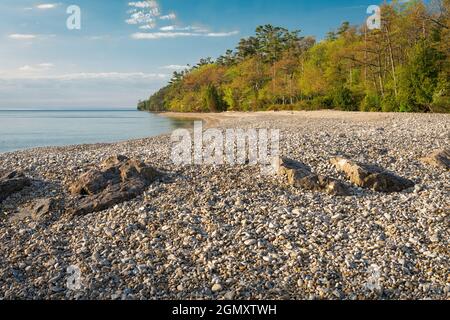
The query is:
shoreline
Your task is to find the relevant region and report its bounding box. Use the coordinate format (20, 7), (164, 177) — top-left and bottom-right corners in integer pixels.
(155, 111), (226, 128)
(156, 110), (398, 128)
(2, 110), (448, 156)
(1, 110), (446, 155)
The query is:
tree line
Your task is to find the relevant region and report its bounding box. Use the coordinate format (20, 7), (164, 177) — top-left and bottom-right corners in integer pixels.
(138, 0), (449, 113)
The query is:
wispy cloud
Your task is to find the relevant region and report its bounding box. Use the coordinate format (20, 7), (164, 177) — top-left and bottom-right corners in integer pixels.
(128, 1), (158, 9)
(206, 31), (240, 37)
(126, 0), (238, 40)
(86, 35), (111, 41)
(54, 72), (169, 81)
(159, 65), (189, 70)
(8, 34), (56, 42)
(126, 0), (160, 29)
(159, 13), (176, 20)
(132, 30), (239, 40)
(139, 24), (155, 30)
(159, 25), (208, 32)
(131, 32), (195, 40)
(38, 63), (55, 68)
(0, 71), (169, 81)
(8, 34), (37, 40)
(18, 65), (37, 72)
(159, 25), (178, 31)
(18, 63), (55, 72)
(35, 3), (60, 10)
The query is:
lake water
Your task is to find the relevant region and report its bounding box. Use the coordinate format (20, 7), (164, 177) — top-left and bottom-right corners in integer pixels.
(0, 108), (192, 153)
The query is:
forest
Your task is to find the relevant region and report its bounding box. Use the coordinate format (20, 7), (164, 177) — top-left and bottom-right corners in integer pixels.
(138, 0), (449, 113)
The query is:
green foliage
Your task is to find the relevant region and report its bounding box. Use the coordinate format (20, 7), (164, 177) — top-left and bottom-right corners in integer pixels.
(397, 41), (445, 112)
(328, 86), (358, 111)
(360, 92), (381, 112)
(138, 1), (449, 114)
(431, 71), (450, 113)
(203, 85), (226, 112)
(381, 95), (399, 113)
(138, 85), (170, 112)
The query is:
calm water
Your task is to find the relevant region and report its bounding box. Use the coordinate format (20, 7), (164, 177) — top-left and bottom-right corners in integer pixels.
(0, 108), (192, 153)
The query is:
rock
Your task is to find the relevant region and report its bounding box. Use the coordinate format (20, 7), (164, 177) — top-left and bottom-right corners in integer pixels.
(330, 157), (414, 193)
(0, 171), (31, 203)
(273, 157), (352, 196)
(223, 291), (235, 300)
(100, 155), (129, 169)
(29, 198), (56, 221)
(420, 149), (450, 170)
(105, 228), (116, 237)
(212, 284), (223, 292)
(119, 159), (160, 182)
(430, 234), (439, 243)
(272, 157), (312, 185)
(66, 155), (162, 217)
(324, 179), (352, 196)
(68, 168), (119, 196)
(244, 239), (257, 246)
(293, 174), (322, 191)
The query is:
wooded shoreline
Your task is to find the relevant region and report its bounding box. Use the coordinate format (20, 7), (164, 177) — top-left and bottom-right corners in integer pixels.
(138, 1), (449, 114)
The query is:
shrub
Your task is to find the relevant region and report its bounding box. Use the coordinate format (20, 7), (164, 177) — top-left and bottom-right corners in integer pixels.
(381, 95), (399, 112)
(329, 87), (357, 111)
(397, 41), (445, 112)
(360, 93), (381, 112)
(203, 84), (227, 112)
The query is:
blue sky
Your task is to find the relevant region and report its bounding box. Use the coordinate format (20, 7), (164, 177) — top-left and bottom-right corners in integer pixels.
(0, 0), (379, 108)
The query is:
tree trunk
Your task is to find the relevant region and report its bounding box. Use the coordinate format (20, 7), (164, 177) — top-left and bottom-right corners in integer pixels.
(384, 25), (398, 97)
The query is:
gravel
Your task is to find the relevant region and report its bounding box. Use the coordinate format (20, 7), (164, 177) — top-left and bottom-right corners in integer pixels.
(0, 110), (448, 300)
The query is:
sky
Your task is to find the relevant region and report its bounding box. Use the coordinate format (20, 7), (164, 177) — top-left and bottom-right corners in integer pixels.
(0, 0), (380, 108)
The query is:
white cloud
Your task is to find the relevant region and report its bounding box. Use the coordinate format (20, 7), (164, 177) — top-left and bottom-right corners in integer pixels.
(132, 32), (196, 39)
(126, 12), (158, 25)
(18, 63), (54, 73)
(8, 34), (37, 40)
(86, 35), (110, 40)
(126, 1), (160, 26)
(159, 13), (176, 20)
(36, 3), (60, 10)
(131, 30), (239, 40)
(126, 1), (238, 41)
(37, 63), (55, 68)
(159, 25), (208, 32)
(206, 31), (240, 37)
(128, 1), (158, 9)
(139, 23), (156, 30)
(160, 65), (189, 70)
(55, 72), (169, 81)
(159, 25), (176, 31)
(0, 72), (169, 81)
(18, 65), (35, 72)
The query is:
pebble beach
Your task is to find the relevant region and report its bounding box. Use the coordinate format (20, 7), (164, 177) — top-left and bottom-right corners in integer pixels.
(0, 110), (448, 300)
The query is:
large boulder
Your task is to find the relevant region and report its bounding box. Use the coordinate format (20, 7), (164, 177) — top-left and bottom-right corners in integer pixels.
(13, 198), (59, 222)
(67, 155), (161, 217)
(273, 157), (351, 196)
(420, 149), (450, 170)
(330, 157), (414, 193)
(0, 171), (31, 203)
